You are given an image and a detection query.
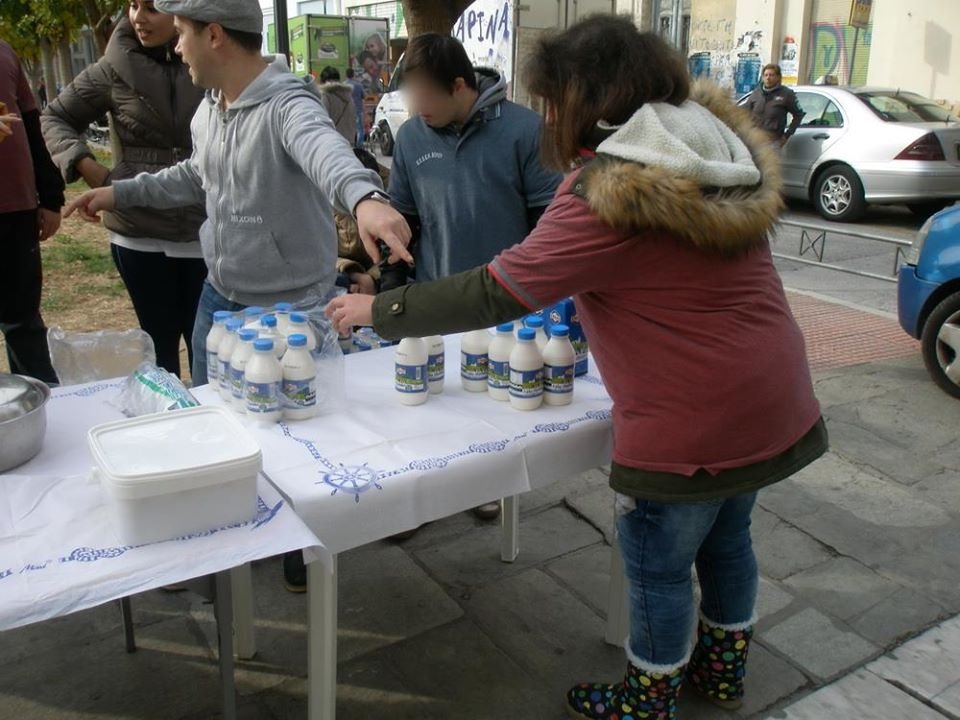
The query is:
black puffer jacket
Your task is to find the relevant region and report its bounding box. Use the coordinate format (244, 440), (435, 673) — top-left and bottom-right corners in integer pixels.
(41, 17), (205, 242)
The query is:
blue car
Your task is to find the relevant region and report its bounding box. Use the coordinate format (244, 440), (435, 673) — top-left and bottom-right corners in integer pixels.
(898, 204), (960, 396)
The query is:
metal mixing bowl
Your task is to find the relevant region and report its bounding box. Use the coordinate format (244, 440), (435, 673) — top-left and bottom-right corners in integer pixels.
(0, 374), (51, 472)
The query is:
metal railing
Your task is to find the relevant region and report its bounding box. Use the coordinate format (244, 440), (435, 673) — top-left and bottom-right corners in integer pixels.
(771, 218), (913, 283)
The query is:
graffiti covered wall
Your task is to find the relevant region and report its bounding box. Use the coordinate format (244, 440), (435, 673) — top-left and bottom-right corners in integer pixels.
(807, 0), (872, 84)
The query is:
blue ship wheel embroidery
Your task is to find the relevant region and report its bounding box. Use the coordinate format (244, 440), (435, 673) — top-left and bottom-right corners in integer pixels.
(322, 463), (383, 502)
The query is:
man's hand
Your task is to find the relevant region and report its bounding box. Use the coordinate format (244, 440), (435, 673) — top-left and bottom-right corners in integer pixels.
(63, 186), (116, 223)
(38, 208), (61, 241)
(325, 293), (375, 336)
(355, 198), (413, 265)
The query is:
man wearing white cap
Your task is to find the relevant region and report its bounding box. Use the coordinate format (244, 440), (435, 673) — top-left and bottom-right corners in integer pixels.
(65, 0), (412, 384)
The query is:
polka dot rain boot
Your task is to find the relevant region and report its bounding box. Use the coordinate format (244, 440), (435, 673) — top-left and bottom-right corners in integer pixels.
(566, 661), (684, 720)
(685, 616), (754, 710)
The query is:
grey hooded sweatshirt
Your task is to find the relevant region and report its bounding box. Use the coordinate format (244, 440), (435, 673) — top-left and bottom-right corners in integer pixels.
(112, 56), (383, 305)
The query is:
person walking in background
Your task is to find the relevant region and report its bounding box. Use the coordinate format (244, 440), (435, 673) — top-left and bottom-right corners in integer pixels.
(317, 65), (356, 145)
(326, 17), (827, 719)
(381, 32), (562, 523)
(744, 63), (804, 148)
(42, 1), (207, 379)
(345, 67), (365, 146)
(37, 79), (47, 109)
(0, 40), (64, 384)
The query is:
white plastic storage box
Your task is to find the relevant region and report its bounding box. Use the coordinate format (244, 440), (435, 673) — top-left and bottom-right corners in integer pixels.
(88, 406), (262, 545)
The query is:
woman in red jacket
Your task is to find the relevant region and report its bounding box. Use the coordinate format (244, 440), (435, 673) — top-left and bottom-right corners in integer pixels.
(327, 16), (826, 719)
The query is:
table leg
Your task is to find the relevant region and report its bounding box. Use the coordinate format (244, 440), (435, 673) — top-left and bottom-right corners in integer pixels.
(605, 537), (630, 647)
(500, 495), (520, 563)
(119, 596), (136, 653)
(214, 571), (238, 720)
(308, 554), (338, 720)
(230, 563), (257, 660)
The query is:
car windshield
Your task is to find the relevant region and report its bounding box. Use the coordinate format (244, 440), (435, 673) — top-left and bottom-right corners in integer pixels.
(855, 91), (960, 123)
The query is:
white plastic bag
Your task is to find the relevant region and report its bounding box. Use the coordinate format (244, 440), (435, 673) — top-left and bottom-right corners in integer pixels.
(47, 327), (156, 385)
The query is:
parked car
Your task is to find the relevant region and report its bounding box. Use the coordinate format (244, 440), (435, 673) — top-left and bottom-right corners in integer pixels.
(372, 54), (407, 157)
(740, 86), (960, 222)
(898, 203), (960, 396)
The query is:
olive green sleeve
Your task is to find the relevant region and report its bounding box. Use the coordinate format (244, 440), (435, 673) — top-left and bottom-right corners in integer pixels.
(372, 267), (531, 340)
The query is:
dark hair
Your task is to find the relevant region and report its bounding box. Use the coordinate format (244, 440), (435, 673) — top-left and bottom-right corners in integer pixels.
(346, 67), (355, 79)
(400, 33), (477, 94)
(524, 15), (689, 169)
(320, 65), (341, 82)
(184, 18), (262, 53)
(762, 63), (782, 78)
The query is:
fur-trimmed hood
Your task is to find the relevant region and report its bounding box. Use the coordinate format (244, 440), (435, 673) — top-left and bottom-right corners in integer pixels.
(573, 81), (783, 254)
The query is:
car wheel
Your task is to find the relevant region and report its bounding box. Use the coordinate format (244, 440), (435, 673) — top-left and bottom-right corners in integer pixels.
(379, 124), (394, 157)
(813, 165), (866, 222)
(921, 292), (960, 399)
(907, 201), (949, 219)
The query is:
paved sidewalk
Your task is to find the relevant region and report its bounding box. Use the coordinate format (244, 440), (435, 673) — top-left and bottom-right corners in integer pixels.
(769, 615), (960, 719)
(1, 291), (958, 719)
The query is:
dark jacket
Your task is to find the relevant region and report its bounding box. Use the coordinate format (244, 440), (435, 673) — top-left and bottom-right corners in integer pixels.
(41, 17), (205, 242)
(744, 84), (805, 141)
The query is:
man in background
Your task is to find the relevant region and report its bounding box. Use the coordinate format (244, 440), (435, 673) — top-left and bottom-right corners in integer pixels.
(0, 40), (63, 384)
(345, 67), (365, 147)
(745, 63), (804, 148)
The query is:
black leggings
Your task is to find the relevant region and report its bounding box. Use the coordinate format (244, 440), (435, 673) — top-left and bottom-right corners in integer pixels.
(110, 244), (207, 379)
(0, 210), (58, 384)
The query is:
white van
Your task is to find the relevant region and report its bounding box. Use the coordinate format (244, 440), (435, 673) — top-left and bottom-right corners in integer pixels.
(372, 54), (408, 157)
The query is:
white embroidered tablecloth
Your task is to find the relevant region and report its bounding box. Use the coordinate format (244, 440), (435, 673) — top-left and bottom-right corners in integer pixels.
(195, 335), (615, 554)
(0, 380), (324, 631)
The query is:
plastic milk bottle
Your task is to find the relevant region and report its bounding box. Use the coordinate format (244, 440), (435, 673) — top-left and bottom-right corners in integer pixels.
(242, 306), (264, 326)
(244, 338), (283, 422)
(259, 314), (287, 358)
(461, 329), (490, 392)
(229, 328), (258, 411)
(487, 323), (516, 401)
(286, 312), (317, 351)
(524, 315), (549, 352)
(281, 334), (318, 420)
(509, 328), (544, 411)
(273, 302), (294, 335)
(395, 337), (429, 405)
(425, 335), (445, 394)
(543, 324), (576, 406)
(205, 310), (232, 386)
(217, 318), (242, 399)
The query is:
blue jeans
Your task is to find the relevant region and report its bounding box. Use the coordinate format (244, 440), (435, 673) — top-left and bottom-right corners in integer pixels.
(617, 492), (758, 669)
(191, 280), (246, 385)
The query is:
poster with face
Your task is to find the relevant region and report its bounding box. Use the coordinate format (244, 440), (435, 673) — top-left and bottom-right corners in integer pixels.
(349, 18), (390, 95)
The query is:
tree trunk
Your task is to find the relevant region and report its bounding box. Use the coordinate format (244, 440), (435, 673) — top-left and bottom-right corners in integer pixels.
(81, 0), (115, 56)
(39, 40), (58, 100)
(56, 35), (75, 90)
(402, 0), (474, 39)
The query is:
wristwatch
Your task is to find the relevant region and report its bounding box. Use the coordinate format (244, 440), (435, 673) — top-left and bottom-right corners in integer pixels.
(355, 191), (390, 215)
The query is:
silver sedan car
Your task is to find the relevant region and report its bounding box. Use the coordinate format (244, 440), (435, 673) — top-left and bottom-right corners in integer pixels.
(745, 86), (960, 222)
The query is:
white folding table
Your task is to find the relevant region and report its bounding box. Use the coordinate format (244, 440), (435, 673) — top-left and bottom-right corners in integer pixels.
(0, 380), (325, 719)
(195, 335), (616, 720)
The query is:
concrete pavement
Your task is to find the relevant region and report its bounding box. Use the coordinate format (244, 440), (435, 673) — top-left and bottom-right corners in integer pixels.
(2, 275), (959, 718)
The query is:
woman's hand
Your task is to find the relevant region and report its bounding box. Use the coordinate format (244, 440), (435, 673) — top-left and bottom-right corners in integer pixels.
(325, 293), (375, 336)
(75, 156), (111, 188)
(0, 113), (21, 139)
